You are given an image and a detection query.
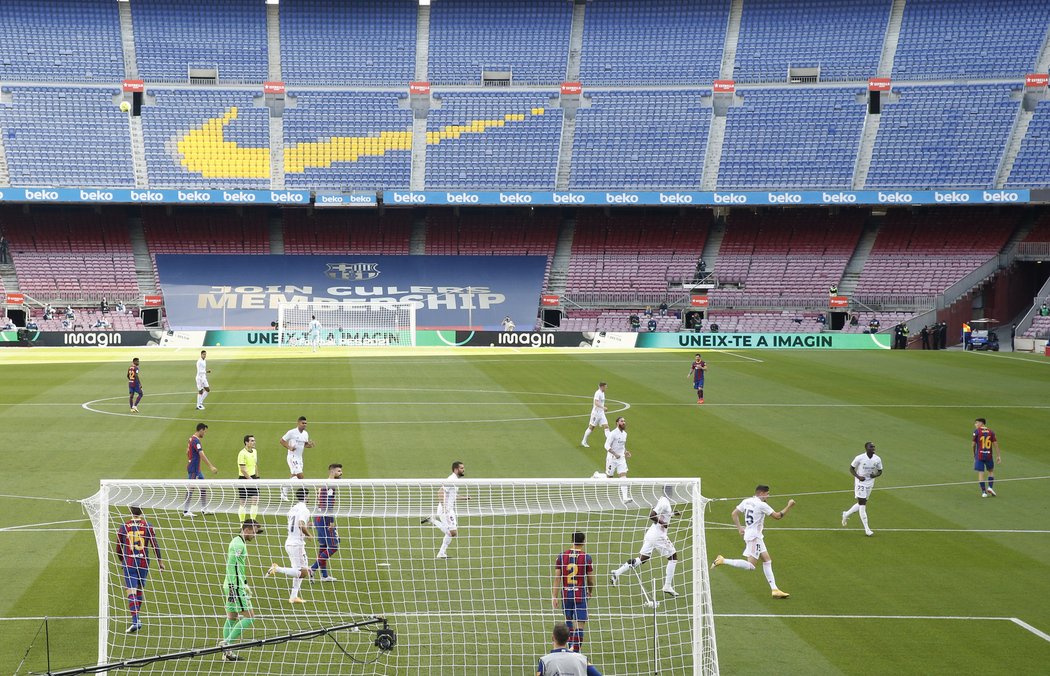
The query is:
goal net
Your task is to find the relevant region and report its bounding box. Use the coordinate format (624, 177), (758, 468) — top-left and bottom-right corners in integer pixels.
(81, 479), (718, 675)
(276, 301), (416, 348)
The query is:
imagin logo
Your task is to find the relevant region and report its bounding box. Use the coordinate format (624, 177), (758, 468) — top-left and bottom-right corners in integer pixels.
(497, 332), (554, 347)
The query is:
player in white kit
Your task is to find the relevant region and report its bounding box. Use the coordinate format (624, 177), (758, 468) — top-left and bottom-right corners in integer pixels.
(422, 461), (468, 559)
(711, 484), (795, 598)
(195, 350), (211, 410)
(280, 416), (314, 501)
(610, 485), (681, 598)
(580, 382), (608, 448)
(308, 316), (321, 352)
(266, 486), (312, 603)
(842, 442), (883, 536)
(603, 417), (633, 503)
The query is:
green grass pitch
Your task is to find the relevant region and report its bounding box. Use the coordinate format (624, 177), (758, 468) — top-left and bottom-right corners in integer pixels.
(1, 346), (1049, 674)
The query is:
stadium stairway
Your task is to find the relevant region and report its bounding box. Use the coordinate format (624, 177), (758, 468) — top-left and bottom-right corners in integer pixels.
(266, 1), (281, 81)
(565, 0), (587, 82)
(409, 216), (426, 255)
(410, 116), (427, 191)
(268, 212), (284, 254)
(555, 114), (576, 190)
(852, 113), (881, 189)
(128, 114), (149, 188)
(546, 217), (575, 295)
(699, 217), (725, 275)
(837, 219), (880, 296)
(877, 0), (907, 77)
(1035, 22), (1050, 73)
(415, 2), (430, 80)
(128, 216), (159, 296)
(995, 105), (1034, 189)
(719, 0), (744, 79)
(117, 0), (138, 79)
(270, 114), (284, 189)
(0, 129), (11, 187)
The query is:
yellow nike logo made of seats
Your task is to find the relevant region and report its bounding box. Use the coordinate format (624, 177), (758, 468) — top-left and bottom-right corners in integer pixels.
(177, 106), (548, 179)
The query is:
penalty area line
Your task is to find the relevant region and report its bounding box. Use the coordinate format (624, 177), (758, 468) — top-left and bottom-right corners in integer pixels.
(706, 521), (1050, 534)
(718, 614), (1050, 643)
(707, 475), (1050, 502)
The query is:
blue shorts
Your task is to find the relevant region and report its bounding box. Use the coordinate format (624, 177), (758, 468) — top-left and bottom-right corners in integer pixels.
(314, 518), (340, 551)
(562, 595), (588, 623)
(187, 468), (204, 480)
(693, 380), (704, 390)
(974, 459), (994, 472)
(128, 384), (142, 394)
(123, 565), (149, 590)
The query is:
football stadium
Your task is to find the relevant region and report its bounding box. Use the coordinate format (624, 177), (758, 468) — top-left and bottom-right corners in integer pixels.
(2, 1), (1050, 675)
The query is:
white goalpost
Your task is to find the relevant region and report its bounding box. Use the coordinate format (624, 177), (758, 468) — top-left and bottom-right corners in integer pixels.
(81, 478), (718, 675)
(276, 301), (417, 348)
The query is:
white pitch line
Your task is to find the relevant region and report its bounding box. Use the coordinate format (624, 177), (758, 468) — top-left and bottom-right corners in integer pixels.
(708, 475), (1050, 502)
(1010, 618), (1050, 643)
(711, 350), (764, 363)
(707, 521), (1050, 534)
(0, 518), (90, 533)
(973, 352), (1050, 366)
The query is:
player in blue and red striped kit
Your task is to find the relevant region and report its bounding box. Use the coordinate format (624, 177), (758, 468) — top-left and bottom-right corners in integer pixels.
(182, 423), (217, 517)
(311, 463), (343, 580)
(690, 353), (707, 404)
(115, 506), (163, 634)
(127, 358), (142, 412)
(552, 532), (595, 652)
(973, 418), (1003, 497)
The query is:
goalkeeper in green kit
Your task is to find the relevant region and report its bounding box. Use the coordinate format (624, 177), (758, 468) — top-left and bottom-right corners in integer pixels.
(219, 519), (264, 662)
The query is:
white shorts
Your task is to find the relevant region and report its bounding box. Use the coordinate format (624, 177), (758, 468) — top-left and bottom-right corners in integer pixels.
(195, 376), (210, 390)
(287, 454), (304, 475)
(854, 481), (874, 500)
(440, 510), (458, 532)
(606, 452), (628, 476)
(285, 542), (308, 570)
(590, 411), (608, 428)
(640, 526), (676, 558)
(743, 537), (766, 560)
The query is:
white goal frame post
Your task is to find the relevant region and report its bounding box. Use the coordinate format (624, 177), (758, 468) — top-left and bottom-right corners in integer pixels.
(276, 300), (417, 347)
(82, 478), (718, 675)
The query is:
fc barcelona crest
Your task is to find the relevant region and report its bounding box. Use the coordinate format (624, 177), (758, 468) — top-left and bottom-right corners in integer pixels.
(325, 262), (380, 281)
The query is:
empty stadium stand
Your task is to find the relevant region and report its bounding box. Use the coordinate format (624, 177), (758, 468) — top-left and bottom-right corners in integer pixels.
(280, 0), (416, 85)
(428, 0), (572, 85)
(140, 89), (270, 189)
(853, 209), (1014, 295)
(570, 90), (711, 189)
(565, 210), (709, 293)
(579, 0), (729, 85)
(3, 207), (138, 300)
(0, 87), (135, 188)
(717, 88), (866, 189)
(1007, 99), (1050, 189)
(734, 0), (889, 82)
(0, 0), (124, 82)
(131, 0), (268, 82)
(425, 92), (562, 190)
(892, 0), (1050, 79)
(424, 209), (558, 257)
(865, 85), (1019, 189)
(283, 91), (413, 191)
(710, 209), (864, 299)
(282, 209), (412, 255)
(142, 207), (269, 254)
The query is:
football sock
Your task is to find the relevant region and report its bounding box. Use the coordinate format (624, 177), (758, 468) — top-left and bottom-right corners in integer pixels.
(664, 559), (678, 588)
(438, 534), (452, 557)
(275, 566), (299, 577)
(762, 561), (777, 589)
(723, 559), (755, 571)
(572, 628), (584, 651)
(698, 389), (704, 400)
(613, 558), (641, 577)
(979, 481), (986, 492)
(128, 592), (140, 618)
(858, 506), (870, 531)
(223, 618), (235, 642)
(202, 390), (209, 403)
(198, 488), (208, 511)
(988, 476), (994, 488)
(238, 507), (246, 521)
(620, 484), (631, 502)
(196, 394), (203, 407)
(290, 577), (303, 599)
(129, 394), (135, 408)
(844, 504), (860, 517)
(249, 504), (258, 519)
(227, 617), (254, 642)
(581, 428), (592, 445)
(134, 393), (142, 406)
